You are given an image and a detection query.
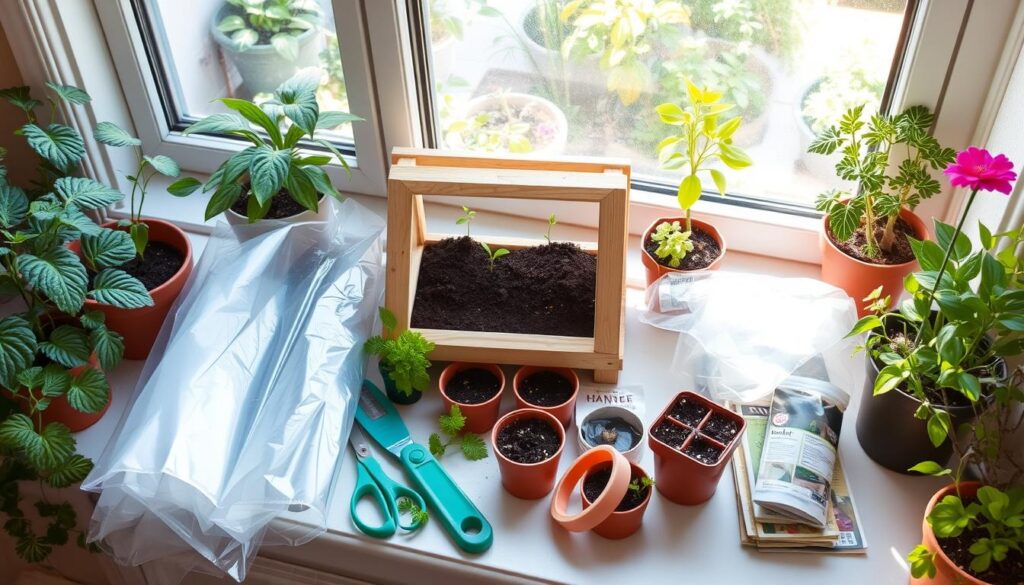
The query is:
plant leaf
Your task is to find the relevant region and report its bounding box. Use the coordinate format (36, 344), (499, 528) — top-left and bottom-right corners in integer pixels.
(316, 111), (362, 130)
(21, 124), (84, 172)
(0, 86), (41, 113)
(46, 454), (93, 489)
(273, 73), (320, 135)
(709, 169), (727, 197)
(53, 177), (123, 210)
(80, 228), (135, 270)
(16, 247), (88, 314)
(182, 112), (252, 137)
(167, 177), (202, 197)
(39, 325), (90, 368)
(909, 461), (951, 476)
(0, 185), (29, 228)
(88, 269), (153, 309)
(45, 82), (90, 105)
(460, 434), (488, 461)
(144, 155), (180, 178)
(218, 97), (282, 147)
(65, 368), (108, 413)
(248, 146), (291, 205)
(89, 326), (123, 371)
(0, 316), (36, 389)
(677, 174), (702, 210)
(93, 121), (141, 147)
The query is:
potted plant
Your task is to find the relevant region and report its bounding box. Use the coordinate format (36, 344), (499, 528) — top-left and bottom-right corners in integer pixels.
(810, 104), (954, 314)
(687, 0), (802, 61)
(648, 391), (745, 504)
(851, 147), (1018, 474)
(581, 462), (654, 539)
(180, 74), (361, 224)
(444, 91), (568, 156)
(211, 0), (323, 96)
(438, 362), (505, 433)
(512, 365), (579, 428)
(364, 308), (436, 405)
(642, 81), (752, 286)
(492, 408), (565, 499)
(518, 0), (575, 79)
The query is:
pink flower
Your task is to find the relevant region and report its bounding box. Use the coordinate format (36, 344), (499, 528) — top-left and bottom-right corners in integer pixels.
(944, 147), (1017, 195)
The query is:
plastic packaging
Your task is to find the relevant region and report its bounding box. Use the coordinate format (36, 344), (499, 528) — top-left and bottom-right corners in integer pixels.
(82, 197), (385, 582)
(641, 271), (862, 404)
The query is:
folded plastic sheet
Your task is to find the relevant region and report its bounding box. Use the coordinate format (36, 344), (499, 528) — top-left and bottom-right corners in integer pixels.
(82, 198), (385, 582)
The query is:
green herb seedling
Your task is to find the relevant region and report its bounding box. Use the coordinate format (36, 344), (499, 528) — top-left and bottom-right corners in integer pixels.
(480, 242), (510, 271)
(397, 497), (429, 527)
(628, 475), (656, 495)
(544, 213), (557, 243)
(456, 206), (476, 236)
(428, 405), (489, 461)
(649, 220), (694, 267)
(364, 307), (435, 398)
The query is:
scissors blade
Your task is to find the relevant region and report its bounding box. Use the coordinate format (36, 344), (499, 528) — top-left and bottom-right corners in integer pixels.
(348, 425), (373, 460)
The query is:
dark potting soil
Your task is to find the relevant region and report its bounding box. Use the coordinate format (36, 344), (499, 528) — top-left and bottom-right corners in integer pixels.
(410, 237), (597, 337)
(230, 185), (316, 220)
(937, 524), (1024, 584)
(583, 468), (649, 512)
(644, 226), (721, 271)
(702, 413), (740, 445)
(668, 398), (709, 427)
(495, 418), (561, 464)
(651, 421), (691, 449)
(113, 242), (184, 291)
(684, 437), (724, 464)
(444, 368), (501, 405)
(828, 216), (915, 264)
(518, 371), (574, 407)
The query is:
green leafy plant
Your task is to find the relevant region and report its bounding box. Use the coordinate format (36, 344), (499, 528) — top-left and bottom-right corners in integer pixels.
(801, 45), (886, 136)
(649, 220), (693, 267)
(0, 83), (153, 564)
(456, 206), (476, 236)
(654, 80), (751, 250)
(364, 308), (435, 397)
(181, 74), (362, 222)
(810, 105), (955, 257)
(428, 405), (488, 461)
(688, 0), (803, 60)
(628, 475), (655, 495)
(444, 92), (558, 154)
(216, 0), (321, 60)
(480, 242), (510, 272)
(544, 213), (557, 243)
(397, 496), (429, 526)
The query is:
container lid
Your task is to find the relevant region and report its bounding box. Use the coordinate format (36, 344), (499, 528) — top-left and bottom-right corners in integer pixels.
(550, 445), (631, 532)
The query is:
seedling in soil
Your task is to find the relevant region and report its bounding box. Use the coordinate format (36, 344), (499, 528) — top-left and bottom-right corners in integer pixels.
(397, 497), (429, 527)
(583, 469), (654, 512)
(629, 476), (655, 495)
(364, 307), (435, 397)
(480, 242), (510, 272)
(456, 206), (476, 236)
(429, 404), (489, 461)
(544, 213), (557, 243)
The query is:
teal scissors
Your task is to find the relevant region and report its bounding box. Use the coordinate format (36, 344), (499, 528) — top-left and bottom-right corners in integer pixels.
(349, 424), (427, 538)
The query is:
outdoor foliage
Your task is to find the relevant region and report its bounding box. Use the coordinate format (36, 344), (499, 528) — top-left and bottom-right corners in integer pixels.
(217, 0), (321, 60)
(428, 404), (489, 461)
(364, 308), (435, 396)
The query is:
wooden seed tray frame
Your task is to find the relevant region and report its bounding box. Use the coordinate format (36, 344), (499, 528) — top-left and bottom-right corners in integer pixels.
(385, 148), (630, 383)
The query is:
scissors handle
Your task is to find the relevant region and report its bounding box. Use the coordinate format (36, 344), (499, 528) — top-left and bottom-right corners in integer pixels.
(349, 458), (398, 538)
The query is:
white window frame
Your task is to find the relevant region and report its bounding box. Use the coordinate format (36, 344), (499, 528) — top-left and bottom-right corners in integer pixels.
(0, 0), (1019, 263)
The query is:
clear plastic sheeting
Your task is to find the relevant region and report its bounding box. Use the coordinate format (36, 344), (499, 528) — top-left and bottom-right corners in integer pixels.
(82, 198), (385, 582)
(641, 272), (863, 404)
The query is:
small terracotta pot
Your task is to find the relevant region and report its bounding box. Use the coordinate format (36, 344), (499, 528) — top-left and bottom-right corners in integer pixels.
(641, 216), (726, 288)
(820, 208), (928, 316)
(81, 219), (193, 360)
(512, 366), (579, 428)
(379, 361), (422, 405)
(439, 362), (505, 433)
(912, 482), (985, 585)
(649, 391), (745, 505)
(492, 409), (565, 500)
(581, 462), (653, 540)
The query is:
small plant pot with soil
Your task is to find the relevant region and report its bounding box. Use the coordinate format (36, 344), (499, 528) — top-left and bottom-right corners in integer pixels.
(513, 366), (580, 428)
(82, 219), (193, 360)
(581, 461), (653, 540)
(439, 362), (505, 433)
(445, 92), (569, 157)
(577, 405), (645, 463)
(640, 216), (725, 287)
(648, 391), (745, 505)
(379, 361), (421, 405)
(492, 408), (565, 499)
(225, 191), (328, 227)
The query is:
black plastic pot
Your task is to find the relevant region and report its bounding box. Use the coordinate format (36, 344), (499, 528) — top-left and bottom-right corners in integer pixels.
(379, 361), (423, 405)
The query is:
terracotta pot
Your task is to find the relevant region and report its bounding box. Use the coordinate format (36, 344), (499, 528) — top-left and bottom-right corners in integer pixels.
(492, 409), (565, 499)
(439, 362), (505, 433)
(581, 461), (653, 540)
(648, 391), (745, 505)
(80, 219), (193, 360)
(379, 361), (422, 405)
(7, 355), (111, 433)
(820, 208), (928, 316)
(640, 217), (726, 288)
(911, 482), (986, 585)
(512, 366), (579, 428)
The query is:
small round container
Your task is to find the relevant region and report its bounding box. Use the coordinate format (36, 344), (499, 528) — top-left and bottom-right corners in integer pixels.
(577, 406), (646, 463)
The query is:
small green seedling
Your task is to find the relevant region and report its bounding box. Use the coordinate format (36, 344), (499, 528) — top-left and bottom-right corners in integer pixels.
(364, 307), (435, 397)
(397, 497), (429, 527)
(629, 476), (656, 495)
(544, 213), (557, 243)
(456, 206), (476, 236)
(480, 242), (510, 271)
(428, 405), (489, 461)
(650, 220), (694, 267)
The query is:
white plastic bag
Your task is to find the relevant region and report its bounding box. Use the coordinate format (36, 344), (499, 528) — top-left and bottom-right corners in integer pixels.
(82, 198), (385, 582)
(641, 271), (863, 404)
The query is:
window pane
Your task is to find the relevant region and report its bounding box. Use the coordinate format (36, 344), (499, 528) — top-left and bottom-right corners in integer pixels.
(138, 0), (353, 142)
(425, 0), (908, 206)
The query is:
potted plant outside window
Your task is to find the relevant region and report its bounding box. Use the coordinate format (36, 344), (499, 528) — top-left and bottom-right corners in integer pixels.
(211, 0), (323, 96)
(444, 91), (568, 157)
(365, 308), (436, 405)
(851, 147), (1018, 475)
(809, 104), (955, 315)
(642, 81), (752, 286)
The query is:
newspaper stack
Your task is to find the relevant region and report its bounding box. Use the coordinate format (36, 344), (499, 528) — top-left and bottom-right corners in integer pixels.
(729, 399), (867, 553)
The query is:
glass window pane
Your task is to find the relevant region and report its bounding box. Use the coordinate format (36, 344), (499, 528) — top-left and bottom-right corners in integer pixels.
(137, 0), (353, 142)
(425, 0), (909, 206)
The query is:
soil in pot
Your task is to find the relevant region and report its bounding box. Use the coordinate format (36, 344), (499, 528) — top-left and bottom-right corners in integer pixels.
(829, 216), (916, 265)
(651, 421), (691, 449)
(444, 367), (502, 405)
(231, 186), (317, 220)
(518, 371), (574, 407)
(667, 397), (709, 427)
(644, 226), (721, 271)
(495, 418), (561, 464)
(111, 242), (185, 291)
(702, 412), (740, 444)
(683, 436), (723, 464)
(583, 468), (650, 512)
(411, 237), (596, 337)
(934, 508), (1024, 584)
